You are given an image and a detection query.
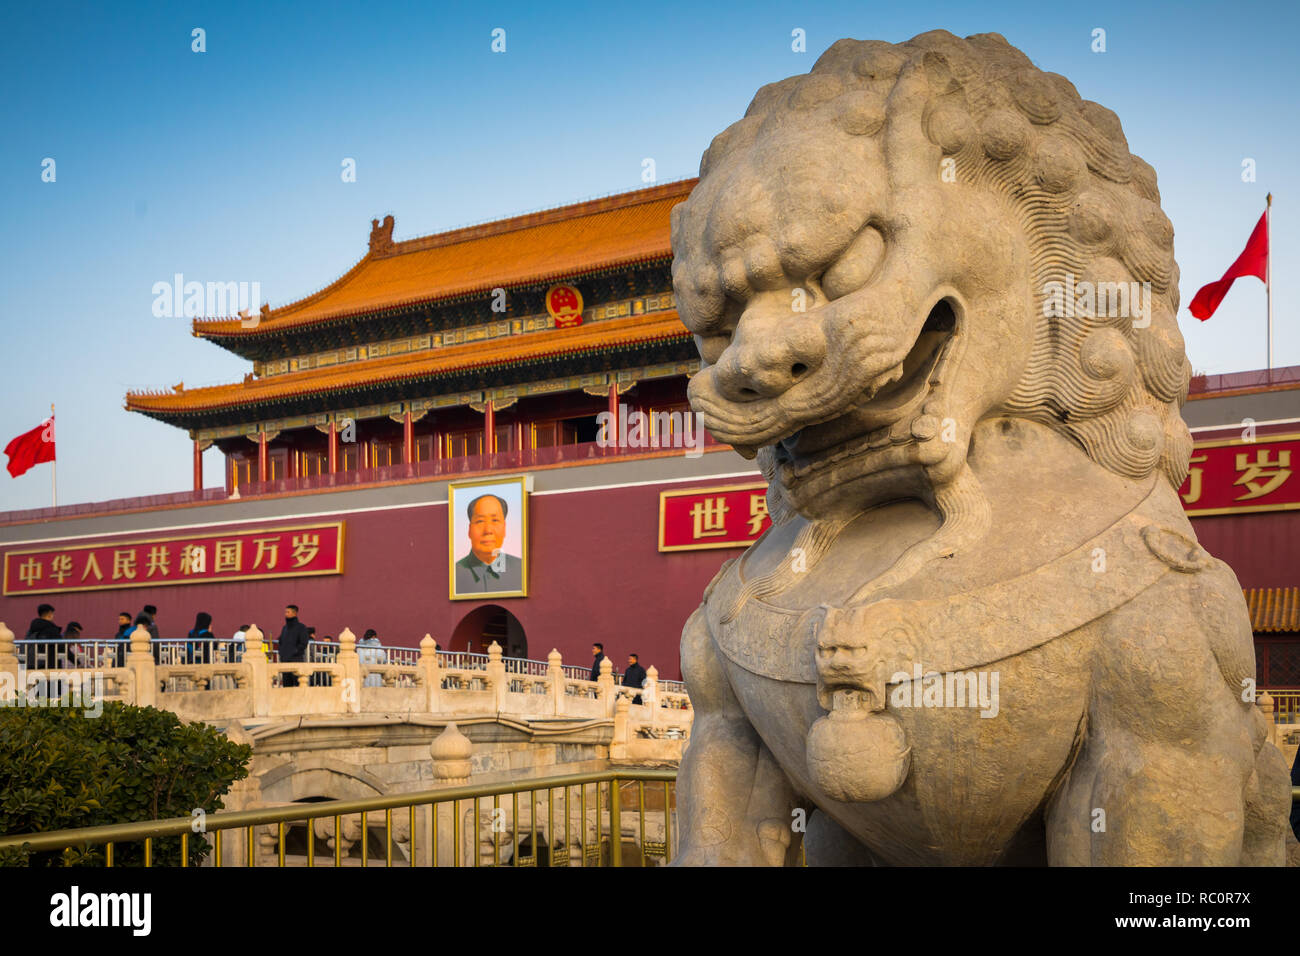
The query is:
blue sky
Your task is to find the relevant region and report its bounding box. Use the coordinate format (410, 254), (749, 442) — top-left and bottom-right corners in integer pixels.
(1, 0), (1297, 509)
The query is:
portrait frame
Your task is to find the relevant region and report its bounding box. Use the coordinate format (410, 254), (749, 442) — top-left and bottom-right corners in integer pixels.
(447, 474), (529, 600)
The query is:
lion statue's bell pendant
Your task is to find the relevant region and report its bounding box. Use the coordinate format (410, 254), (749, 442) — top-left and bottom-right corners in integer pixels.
(806, 689), (911, 802)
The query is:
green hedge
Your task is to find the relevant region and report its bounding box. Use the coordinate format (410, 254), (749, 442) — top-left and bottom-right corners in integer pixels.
(0, 702), (251, 866)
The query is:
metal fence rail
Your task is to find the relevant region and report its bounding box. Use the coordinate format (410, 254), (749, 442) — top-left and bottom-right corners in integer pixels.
(0, 769), (679, 868)
(1265, 690), (1300, 724)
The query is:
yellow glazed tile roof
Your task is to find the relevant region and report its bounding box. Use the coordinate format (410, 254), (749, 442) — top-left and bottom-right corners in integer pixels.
(193, 179), (696, 337)
(1245, 587), (1300, 633)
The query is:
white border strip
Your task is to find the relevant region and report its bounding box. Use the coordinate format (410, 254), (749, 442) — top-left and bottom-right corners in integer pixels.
(0, 469), (763, 547)
(1190, 417), (1300, 433)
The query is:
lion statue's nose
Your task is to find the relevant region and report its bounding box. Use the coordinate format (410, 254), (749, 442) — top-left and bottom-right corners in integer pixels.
(711, 306), (827, 403)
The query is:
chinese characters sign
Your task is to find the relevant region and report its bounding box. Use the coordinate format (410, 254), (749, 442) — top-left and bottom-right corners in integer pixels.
(3, 522), (344, 596)
(1179, 433), (1299, 516)
(658, 483), (771, 551)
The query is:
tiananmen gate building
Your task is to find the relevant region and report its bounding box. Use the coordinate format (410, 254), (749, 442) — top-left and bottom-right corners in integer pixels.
(0, 179), (1297, 692)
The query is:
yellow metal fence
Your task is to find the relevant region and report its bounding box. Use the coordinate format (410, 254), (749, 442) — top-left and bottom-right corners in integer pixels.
(0, 769), (677, 868)
(2, 768), (1294, 868)
(1266, 689), (1300, 724)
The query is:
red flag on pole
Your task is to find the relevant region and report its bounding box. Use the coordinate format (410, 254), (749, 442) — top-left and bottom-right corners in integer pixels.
(4, 416), (56, 478)
(1189, 209), (1269, 321)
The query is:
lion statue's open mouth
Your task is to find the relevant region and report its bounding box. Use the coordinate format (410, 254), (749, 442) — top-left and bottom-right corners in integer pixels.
(767, 300), (957, 490)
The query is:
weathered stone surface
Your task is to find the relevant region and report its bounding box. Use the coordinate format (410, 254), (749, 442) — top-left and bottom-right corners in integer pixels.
(671, 30), (1294, 866)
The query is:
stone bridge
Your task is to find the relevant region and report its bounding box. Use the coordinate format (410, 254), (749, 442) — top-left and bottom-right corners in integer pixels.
(0, 624), (692, 865)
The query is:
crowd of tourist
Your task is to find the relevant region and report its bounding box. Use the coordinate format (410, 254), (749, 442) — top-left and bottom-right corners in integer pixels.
(15, 606), (654, 701)
(15, 601), (378, 672)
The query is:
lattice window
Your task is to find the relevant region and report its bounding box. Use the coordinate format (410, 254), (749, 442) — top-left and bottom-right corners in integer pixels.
(372, 440), (403, 468)
(229, 456), (252, 490)
(446, 430), (483, 459)
(1262, 640), (1300, 687)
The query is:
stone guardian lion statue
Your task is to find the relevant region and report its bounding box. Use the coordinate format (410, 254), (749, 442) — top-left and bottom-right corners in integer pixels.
(670, 30), (1293, 866)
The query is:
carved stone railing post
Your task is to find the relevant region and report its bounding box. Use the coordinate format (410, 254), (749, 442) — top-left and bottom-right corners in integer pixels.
(127, 624), (155, 707)
(217, 722), (263, 865)
(430, 723), (473, 867)
(243, 625), (269, 716)
(547, 648), (565, 716)
(598, 656), (615, 717)
(487, 641), (507, 711)
(613, 694), (631, 745)
(644, 665), (659, 725)
(420, 634), (443, 713)
(337, 628), (361, 714)
(431, 722), (473, 783)
(0, 623), (18, 704)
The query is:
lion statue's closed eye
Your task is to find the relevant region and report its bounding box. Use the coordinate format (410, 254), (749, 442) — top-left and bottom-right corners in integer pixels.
(669, 30), (1294, 866)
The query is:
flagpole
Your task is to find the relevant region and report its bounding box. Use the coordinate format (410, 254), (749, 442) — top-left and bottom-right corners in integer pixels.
(1266, 193), (1273, 375)
(50, 402), (56, 508)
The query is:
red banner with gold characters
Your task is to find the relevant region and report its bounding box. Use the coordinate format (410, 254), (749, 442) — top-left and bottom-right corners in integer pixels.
(659, 482), (771, 551)
(1180, 433), (1300, 516)
(3, 522), (344, 596)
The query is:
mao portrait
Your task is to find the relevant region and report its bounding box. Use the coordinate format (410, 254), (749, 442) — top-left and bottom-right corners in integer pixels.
(448, 476), (528, 599)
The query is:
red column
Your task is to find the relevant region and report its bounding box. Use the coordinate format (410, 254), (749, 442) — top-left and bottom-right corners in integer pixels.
(607, 383), (619, 454)
(328, 422), (338, 473)
(403, 411), (414, 464)
(258, 432), (268, 483)
(192, 440), (203, 491)
(483, 400), (495, 457)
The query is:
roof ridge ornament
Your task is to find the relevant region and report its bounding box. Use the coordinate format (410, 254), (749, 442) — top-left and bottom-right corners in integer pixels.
(369, 214), (395, 255)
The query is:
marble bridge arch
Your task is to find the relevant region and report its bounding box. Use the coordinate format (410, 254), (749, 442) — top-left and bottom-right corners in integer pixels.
(1, 621), (693, 865)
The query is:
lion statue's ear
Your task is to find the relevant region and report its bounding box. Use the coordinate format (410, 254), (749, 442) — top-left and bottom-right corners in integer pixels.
(919, 51), (959, 94)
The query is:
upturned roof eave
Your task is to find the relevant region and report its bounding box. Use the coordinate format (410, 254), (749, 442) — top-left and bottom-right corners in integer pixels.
(190, 251), (676, 354)
(125, 330), (693, 427)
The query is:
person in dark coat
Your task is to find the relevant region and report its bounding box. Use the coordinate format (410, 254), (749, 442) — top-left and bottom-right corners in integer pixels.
(277, 604), (310, 687)
(589, 643), (606, 682)
(64, 622), (85, 668)
(622, 653), (647, 705)
(134, 611), (160, 664)
(187, 612), (215, 665)
(22, 603), (62, 669)
(142, 605), (161, 641)
(112, 612), (133, 667)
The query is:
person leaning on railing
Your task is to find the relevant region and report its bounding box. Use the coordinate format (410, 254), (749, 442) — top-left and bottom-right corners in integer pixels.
(308, 633), (336, 686)
(358, 632), (387, 686)
(225, 625), (249, 664)
(22, 603), (63, 669)
(622, 653), (646, 705)
(63, 621), (86, 668)
(358, 630), (386, 687)
(186, 612), (215, 665)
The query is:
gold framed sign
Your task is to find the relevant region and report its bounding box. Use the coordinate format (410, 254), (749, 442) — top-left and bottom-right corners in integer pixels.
(658, 481), (770, 552)
(1179, 431), (1300, 516)
(448, 475), (529, 599)
(3, 521), (345, 596)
